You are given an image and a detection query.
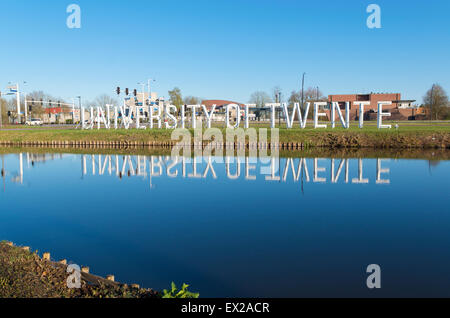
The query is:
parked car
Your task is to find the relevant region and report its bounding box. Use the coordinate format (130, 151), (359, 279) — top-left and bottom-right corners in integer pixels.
(25, 118), (44, 126)
(84, 118), (101, 125)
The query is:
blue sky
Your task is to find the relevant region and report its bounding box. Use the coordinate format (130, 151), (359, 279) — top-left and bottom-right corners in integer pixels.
(0, 0), (449, 103)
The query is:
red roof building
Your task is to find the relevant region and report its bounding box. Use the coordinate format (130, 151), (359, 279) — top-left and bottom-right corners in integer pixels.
(201, 100), (245, 111)
(44, 107), (63, 114)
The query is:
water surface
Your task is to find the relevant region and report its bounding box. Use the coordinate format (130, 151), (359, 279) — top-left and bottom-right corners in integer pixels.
(0, 151), (449, 297)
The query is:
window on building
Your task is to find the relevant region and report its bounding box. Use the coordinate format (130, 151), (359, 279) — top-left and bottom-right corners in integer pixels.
(356, 94), (370, 102)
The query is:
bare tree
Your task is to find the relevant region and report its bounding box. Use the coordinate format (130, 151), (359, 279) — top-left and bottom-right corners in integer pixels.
(288, 90), (301, 107)
(183, 96), (201, 105)
(287, 87), (325, 119)
(305, 87), (324, 100)
(26, 91), (59, 117)
(289, 87), (325, 105)
(272, 86), (282, 102)
(0, 98), (7, 125)
(93, 94), (119, 107)
(168, 87), (183, 108)
(6, 99), (18, 122)
(423, 84), (449, 120)
(249, 91), (273, 107)
(249, 91), (273, 120)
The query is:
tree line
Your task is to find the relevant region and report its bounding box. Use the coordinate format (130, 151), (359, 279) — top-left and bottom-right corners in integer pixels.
(1, 84), (449, 125)
(247, 84), (450, 120)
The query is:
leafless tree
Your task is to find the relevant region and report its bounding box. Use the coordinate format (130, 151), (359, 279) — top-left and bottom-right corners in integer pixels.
(423, 84), (449, 120)
(0, 98), (8, 125)
(26, 91), (66, 116)
(92, 94), (119, 107)
(289, 87), (325, 106)
(183, 96), (201, 105)
(249, 91), (273, 107)
(249, 91), (273, 120)
(272, 86), (282, 103)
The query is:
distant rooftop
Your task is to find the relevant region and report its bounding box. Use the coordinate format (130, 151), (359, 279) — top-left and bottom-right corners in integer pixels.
(201, 100), (245, 108)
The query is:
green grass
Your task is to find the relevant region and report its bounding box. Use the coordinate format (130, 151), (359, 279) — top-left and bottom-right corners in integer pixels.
(0, 122), (449, 148)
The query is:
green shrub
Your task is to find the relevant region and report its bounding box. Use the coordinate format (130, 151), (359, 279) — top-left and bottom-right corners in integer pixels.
(161, 282), (199, 298)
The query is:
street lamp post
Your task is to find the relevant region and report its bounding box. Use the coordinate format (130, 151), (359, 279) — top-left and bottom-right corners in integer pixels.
(16, 83), (21, 124)
(9, 82), (19, 124)
(138, 82), (147, 122)
(71, 98), (76, 123)
(23, 82), (28, 122)
(24, 93), (28, 123)
(138, 82), (146, 102)
(8, 81), (27, 124)
(430, 84), (435, 122)
(301, 73), (306, 113)
(278, 92), (282, 128)
(147, 79), (156, 99)
(77, 96), (81, 124)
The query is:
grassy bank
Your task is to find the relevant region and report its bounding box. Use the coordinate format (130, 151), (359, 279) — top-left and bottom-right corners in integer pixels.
(276, 126), (450, 148)
(0, 125), (450, 148)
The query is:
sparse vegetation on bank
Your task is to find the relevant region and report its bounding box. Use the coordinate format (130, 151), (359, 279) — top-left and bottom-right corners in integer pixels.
(0, 241), (199, 299)
(0, 124), (449, 149)
(1, 145), (449, 161)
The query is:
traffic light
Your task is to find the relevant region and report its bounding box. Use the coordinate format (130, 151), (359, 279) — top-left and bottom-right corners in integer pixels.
(7, 111), (11, 117)
(116, 87), (120, 95)
(125, 88), (129, 96)
(133, 89), (137, 97)
(57, 101), (61, 107)
(28, 105), (32, 112)
(31, 98), (35, 106)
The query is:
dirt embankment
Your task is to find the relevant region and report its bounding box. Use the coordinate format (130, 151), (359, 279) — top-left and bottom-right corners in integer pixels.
(0, 242), (158, 298)
(296, 131), (450, 149)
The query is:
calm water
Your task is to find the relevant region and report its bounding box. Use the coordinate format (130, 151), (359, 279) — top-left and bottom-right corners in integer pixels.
(0, 151), (449, 297)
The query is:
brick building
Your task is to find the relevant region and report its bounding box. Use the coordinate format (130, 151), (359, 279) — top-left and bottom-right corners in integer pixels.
(326, 93), (418, 121)
(44, 107), (80, 123)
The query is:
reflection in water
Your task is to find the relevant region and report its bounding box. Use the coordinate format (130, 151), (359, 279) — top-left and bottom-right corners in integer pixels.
(0, 151), (449, 297)
(77, 155), (391, 187)
(2, 153), (394, 189)
(1, 153), (66, 187)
